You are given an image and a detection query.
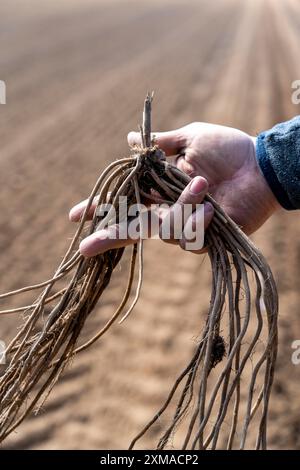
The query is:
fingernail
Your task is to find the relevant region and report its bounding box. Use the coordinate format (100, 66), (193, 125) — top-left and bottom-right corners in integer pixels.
(69, 210), (79, 221)
(69, 209), (77, 221)
(69, 202), (84, 221)
(190, 177), (207, 195)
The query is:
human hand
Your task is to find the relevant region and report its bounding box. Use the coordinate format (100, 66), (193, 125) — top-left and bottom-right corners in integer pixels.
(128, 122), (279, 235)
(70, 174), (214, 257)
(70, 122), (279, 257)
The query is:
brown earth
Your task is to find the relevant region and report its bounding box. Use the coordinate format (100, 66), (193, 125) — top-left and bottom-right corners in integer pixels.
(0, 0), (300, 450)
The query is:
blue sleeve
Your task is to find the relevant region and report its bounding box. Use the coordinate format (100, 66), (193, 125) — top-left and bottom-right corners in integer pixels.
(256, 116), (300, 210)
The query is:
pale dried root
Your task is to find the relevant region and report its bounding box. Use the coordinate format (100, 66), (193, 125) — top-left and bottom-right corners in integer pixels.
(0, 94), (278, 449)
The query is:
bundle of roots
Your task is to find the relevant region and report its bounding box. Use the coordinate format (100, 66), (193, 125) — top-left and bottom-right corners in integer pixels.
(0, 94), (278, 449)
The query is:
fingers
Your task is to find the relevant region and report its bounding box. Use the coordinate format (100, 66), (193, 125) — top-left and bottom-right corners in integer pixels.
(179, 202), (214, 254)
(80, 224), (137, 257)
(128, 129), (186, 156)
(176, 176), (208, 204)
(70, 193), (111, 222)
(69, 190), (154, 224)
(75, 176), (214, 258)
(69, 196), (99, 222)
(174, 154), (195, 176)
(79, 208), (161, 257)
(159, 176), (208, 242)
(157, 175), (213, 253)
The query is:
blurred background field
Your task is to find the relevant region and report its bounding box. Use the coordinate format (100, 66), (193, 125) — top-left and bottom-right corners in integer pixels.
(1, 0), (300, 449)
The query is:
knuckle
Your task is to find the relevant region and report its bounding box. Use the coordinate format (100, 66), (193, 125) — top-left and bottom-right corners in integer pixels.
(186, 121), (201, 132)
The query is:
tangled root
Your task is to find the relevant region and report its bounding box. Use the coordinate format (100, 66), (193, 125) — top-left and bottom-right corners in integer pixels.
(0, 94), (278, 449)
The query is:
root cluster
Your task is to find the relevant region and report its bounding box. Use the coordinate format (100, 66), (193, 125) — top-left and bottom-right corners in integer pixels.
(0, 95), (278, 449)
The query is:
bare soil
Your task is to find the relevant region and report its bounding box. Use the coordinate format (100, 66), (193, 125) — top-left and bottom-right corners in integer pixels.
(1, 0), (300, 449)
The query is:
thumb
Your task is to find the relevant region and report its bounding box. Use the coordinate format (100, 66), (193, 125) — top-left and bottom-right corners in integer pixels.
(127, 128), (185, 156)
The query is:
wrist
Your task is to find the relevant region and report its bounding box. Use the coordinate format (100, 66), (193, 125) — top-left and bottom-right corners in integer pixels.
(251, 136), (281, 214)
